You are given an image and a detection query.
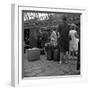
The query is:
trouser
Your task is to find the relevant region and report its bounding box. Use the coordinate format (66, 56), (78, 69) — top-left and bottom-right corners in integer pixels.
(77, 60), (80, 70)
(53, 47), (60, 62)
(46, 45), (54, 60)
(77, 50), (80, 70)
(46, 45), (60, 61)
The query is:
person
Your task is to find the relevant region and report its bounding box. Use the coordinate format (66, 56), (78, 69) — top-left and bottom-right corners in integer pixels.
(50, 29), (60, 61)
(37, 35), (42, 48)
(69, 24), (79, 59)
(57, 16), (70, 64)
(77, 41), (80, 70)
(50, 29), (58, 46)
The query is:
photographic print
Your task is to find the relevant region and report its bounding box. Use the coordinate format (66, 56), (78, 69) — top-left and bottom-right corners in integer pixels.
(22, 10), (81, 78)
(11, 4), (87, 86)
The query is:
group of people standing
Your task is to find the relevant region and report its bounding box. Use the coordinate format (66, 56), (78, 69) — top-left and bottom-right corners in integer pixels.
(45, 16), (80, 70)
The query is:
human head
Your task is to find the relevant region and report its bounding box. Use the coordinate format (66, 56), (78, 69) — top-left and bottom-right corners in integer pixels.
(53, 27), (56, 32)
(62, 15), (67, 23)
(70, 23), (77, 30)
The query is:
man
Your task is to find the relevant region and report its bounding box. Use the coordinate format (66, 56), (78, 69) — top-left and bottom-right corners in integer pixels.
(57, 16), (70, 64)
(45, 28), (59, 61)
(50, 29), (58, 46)
(46, 29), (57, 61)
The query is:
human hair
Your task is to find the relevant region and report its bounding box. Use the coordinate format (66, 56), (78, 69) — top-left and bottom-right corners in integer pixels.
(62, 16), (67, 22)
(71, 25), (75, 30)
(70, 23), (76, 30)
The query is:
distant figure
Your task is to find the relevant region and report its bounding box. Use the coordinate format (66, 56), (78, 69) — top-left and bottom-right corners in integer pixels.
(57, 16), (70, 64)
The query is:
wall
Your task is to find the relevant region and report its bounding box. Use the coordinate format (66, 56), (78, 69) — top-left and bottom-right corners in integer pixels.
(0, 0), (89, 89)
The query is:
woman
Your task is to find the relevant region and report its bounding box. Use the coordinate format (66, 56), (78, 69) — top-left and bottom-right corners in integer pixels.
(69, 23), (79, 59)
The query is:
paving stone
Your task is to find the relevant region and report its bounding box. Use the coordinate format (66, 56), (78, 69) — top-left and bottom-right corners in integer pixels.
(23, 55), (80, 77)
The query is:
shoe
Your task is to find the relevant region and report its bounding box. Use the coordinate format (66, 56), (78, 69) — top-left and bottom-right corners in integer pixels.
(59, 61), (62, 64)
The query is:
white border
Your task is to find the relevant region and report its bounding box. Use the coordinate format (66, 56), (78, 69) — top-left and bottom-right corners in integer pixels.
(11, 4), (87, 87)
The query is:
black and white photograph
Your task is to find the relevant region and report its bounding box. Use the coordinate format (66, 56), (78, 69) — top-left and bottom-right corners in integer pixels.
(22, 10), (81, 78)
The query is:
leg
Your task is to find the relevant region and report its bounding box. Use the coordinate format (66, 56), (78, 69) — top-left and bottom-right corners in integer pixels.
(77, 50), (80, 70)
(60, 52), (64, 64)
(72, 51), (74, 60)
(65, 51), (69, 63)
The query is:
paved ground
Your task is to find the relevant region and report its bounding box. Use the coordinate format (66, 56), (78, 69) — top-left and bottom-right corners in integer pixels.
(23, 54), (80, 77)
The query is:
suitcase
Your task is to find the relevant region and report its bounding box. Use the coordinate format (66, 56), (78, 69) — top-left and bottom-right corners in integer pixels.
(27, 48), (40, 61)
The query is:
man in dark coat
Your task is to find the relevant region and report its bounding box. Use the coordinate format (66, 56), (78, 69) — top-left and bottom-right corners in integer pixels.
(57, 16), (70, 64)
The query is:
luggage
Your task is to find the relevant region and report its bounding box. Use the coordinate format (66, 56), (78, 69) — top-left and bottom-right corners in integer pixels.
(27, 48), (40, 61)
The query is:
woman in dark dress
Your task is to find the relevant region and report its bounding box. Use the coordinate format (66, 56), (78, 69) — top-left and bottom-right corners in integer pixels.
(57, 16), (70, 64)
